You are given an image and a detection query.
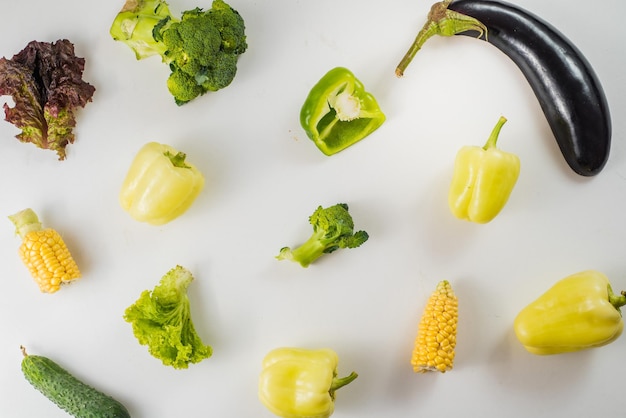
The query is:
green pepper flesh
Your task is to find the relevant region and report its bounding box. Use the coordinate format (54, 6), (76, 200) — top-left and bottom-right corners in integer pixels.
(300, 67), (386, 155)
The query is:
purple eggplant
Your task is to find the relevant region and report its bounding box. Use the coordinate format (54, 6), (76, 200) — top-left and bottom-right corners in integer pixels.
(396, 0), (611, 176)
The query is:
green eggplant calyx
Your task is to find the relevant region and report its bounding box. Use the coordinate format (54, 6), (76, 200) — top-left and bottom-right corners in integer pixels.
(483, 116), (508, 150)
(608, 284), (626, 314)
(329, 371), (358, 400)
(395, 0), (488, 77)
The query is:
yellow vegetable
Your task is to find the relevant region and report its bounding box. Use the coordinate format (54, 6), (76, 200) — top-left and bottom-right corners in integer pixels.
(119, 142), (205, 225)
(514, 270), (626, 355)
(8, 208), (80, 293)
(448, 116), (520, 223)
(411, 280), (458, 373)
(259, 347), (357, 418)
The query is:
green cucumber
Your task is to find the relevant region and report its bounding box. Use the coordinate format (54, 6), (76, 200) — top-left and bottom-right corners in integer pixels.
(20, 346), (131, 418)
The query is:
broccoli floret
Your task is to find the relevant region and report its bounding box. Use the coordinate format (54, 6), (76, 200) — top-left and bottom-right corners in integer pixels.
(110, 0), (247, 105)
(204, 0), (247, 54)
(277, 203), (369, 268)
(197, 53), (238, 92)
(123, 265), (212, 369)
(166, 70), (205, 104)
(162, 10), (221, 76)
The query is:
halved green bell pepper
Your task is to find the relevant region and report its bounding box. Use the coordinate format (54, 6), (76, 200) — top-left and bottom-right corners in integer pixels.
(300, 67), (386, 155)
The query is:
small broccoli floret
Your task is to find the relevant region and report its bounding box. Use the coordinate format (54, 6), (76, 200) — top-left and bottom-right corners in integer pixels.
(166, 70), (205, 105)
(110, 0), (247, 105)
(198, 53), (238, 92)
(206, 0), (247, 54)
(124, 265), (212, 369)
(277, 203), (369, 268)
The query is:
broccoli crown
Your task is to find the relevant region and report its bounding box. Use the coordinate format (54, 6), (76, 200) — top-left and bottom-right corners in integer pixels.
(161, 10), (222, 74)
(277, 203), (369, 268)
(160, 1), (247, 104)
(110, 0), (247, 105)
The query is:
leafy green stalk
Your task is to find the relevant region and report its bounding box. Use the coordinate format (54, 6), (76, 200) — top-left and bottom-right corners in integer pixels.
(124, 265), (212, 369)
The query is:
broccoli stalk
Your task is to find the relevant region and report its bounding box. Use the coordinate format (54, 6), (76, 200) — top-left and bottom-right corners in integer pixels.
(277, 203), (369, 268)
(124, 265), (212, 369)
(110, 0), (247, 105)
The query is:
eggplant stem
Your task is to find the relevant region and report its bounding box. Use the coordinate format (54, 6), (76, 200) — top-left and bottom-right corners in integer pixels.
(396, 0), (488, 77)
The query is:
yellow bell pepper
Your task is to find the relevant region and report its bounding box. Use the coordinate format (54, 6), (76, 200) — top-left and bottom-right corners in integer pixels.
(120, 142), (204, 225)
(514, 270), (626, 355)
(258, 347), (358, 418)
(448, 116), (520, 223)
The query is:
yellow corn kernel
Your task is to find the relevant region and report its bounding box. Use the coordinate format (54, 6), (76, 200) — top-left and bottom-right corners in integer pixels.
(9, 208), (81, 293)
(411, 280), (458, 373)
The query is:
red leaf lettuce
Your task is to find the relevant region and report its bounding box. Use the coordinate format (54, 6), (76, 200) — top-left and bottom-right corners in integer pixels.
(0, 39), (96, 160)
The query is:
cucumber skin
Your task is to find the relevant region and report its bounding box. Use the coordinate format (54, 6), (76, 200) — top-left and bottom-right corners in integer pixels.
(21, 354), (131, 418)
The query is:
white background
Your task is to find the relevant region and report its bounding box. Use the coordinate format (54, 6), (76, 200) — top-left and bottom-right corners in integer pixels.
(1, 0), (625, 417)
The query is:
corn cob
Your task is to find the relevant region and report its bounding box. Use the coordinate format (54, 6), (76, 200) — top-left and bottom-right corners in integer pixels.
(411, 280), (458, 373)
(9, 208), (81, 293)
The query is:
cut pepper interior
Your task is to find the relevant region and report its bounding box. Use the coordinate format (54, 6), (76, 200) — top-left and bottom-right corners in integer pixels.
(300, 67), (386, 155)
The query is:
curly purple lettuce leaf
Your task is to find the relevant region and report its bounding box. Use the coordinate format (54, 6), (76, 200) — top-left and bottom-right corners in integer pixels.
(0, 39), (95, 160)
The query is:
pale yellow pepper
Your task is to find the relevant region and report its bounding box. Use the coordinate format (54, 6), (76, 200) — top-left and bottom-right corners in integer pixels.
(120, 142), (204, 225)
(258, 347), (357, 418)
(448, 116), (520, 223)
(514, 270), (626, 355)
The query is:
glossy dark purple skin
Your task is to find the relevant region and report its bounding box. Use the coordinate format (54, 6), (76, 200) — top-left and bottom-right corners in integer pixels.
(449, 0), (611, 176)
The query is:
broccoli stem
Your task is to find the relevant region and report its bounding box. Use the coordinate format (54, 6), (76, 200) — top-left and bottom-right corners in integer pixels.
(277, 229), (327, 268)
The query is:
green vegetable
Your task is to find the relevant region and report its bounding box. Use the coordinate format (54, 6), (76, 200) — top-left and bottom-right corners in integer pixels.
(20, 346), (130, 418)
(124, 265), (212, 369)
(0, 39), (96, 160)
(109, 0), (247, 105)
(276, 203), (369, 268)
(300, 67), (386, 155)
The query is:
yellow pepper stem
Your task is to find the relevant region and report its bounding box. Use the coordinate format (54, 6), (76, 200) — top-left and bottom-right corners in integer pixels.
(483, 116), (508, 150)
(164, 151), (190, 169)
(395, 0), (487, 77)
(608, 284), (626, 312)
(329, 371), (358, 400)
